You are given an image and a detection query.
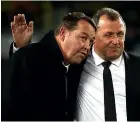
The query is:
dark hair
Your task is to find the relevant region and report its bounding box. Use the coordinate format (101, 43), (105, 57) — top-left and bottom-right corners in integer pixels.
(55, 12), (96, 36)
(92, 7), (126, 28)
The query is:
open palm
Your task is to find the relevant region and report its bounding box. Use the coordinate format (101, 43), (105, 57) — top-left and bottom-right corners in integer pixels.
(11, 14), (34, 48)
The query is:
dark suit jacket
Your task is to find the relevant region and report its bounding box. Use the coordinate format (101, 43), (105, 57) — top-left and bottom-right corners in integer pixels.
(5, 31), (140, 121)
(2, 30), (70, 121)
(67, 51), (140, 121)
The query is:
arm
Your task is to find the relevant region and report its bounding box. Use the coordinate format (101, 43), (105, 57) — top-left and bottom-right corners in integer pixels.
(4, 49), (29, 120)
(9, 42), (15, 58)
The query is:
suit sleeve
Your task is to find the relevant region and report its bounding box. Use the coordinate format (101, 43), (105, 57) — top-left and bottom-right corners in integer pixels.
(9, 42), (20, 59)
(9, 41), (32, 59)
(3, 49), (29, 121)
(9, 42), (14, 58)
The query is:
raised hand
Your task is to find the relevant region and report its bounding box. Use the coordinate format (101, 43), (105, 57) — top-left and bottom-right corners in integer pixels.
(11, 14), (34, 48)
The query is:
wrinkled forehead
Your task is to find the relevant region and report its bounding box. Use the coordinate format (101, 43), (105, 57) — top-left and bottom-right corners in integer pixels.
(97, 16), (126, 32)
(76, 20), (96, 34)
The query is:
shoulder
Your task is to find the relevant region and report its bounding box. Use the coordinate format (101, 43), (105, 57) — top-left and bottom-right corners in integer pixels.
(13, 30), (55, 59)
(125, 52), (140, 61)
(12, 43), (40, 59)
(124, 52), (140, 68)
(10, 42), (49, 68)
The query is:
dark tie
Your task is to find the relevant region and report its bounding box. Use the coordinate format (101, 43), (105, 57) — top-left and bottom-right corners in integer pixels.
(102, 61), (117, 121)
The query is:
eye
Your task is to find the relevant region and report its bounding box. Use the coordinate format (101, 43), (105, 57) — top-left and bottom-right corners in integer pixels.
(80, 36), (87, 42)
(89, 39), (94, 46)
(117, 32), (124, 37)
(104, 32), (113, 37)
(92, 37), (95, 41)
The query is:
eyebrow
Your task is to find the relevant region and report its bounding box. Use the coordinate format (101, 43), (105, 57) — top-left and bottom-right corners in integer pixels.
(81, 32), (95, 37)
(117, 31), (124, 34)
(105, 31), (124, 34)
(81, 32), (88, 36)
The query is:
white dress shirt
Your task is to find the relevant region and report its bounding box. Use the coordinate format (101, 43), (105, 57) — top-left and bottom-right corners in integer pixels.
(76, 47), (127, 122)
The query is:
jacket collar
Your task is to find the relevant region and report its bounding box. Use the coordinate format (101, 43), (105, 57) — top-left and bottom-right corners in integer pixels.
(39, 30), (64, 61)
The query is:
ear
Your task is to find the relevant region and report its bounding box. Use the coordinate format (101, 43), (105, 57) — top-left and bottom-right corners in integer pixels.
(59, 27), (66, 41)
(94, 35), (97, 44)
(94, 38), (97, 43)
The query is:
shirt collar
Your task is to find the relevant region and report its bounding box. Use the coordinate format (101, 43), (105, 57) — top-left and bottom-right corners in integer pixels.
(92, 46), (123, 67)
(111, 54), (123, 67)
(62, 61), (70, 73)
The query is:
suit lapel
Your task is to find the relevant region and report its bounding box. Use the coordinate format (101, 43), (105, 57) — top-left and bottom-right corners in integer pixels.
(123, 51), (135, 121)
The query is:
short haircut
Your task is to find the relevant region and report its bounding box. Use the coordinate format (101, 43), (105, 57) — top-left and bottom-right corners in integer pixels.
(55, 12), (96, 36)
(92, 7), (126, 28)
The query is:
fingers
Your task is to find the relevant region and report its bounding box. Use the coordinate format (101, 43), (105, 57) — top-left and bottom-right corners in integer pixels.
(11, 14), (27, 33)
(28, 21), (34, 28)
(14, 15), (18, 25)
(11, 21), (17, 34)
(16, 14), (26, 26)
(18, 14), (26, 26)
(11, 22), (14, 31)
(11, 16), (18, 33)
(28, 21), (34, 32)
(11, 13), (33, 33)
(13, 14), (26, 26)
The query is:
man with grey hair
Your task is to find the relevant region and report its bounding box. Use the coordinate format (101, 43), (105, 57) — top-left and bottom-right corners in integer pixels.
(75, 7), (140, 121)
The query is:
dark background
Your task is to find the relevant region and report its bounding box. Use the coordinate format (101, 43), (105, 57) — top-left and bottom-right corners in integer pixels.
(1, 1), (140, 58)
(1, 2), (140, 113)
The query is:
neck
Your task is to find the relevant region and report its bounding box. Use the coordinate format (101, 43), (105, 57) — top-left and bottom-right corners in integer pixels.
(63, 60), (70, 65)
(94, 47), (105, 60)
(94, 47), (115, 61)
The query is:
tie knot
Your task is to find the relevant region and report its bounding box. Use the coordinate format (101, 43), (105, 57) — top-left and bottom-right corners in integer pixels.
(102, 61), (111, 68)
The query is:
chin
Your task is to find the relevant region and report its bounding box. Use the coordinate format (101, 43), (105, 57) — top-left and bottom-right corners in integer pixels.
(76, 57), (86, 64)
(75, 60), (82, 64)
(70, 58), (83, 64)
(70, 60), (81, 64)
(68, 55), (86, 64)
(106, 50), (122, 60)
(107, 54), (121, 61)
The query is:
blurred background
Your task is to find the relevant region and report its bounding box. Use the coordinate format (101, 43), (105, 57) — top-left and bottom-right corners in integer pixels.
(1, 1), (140, 117)
(1, 1), (140, 59)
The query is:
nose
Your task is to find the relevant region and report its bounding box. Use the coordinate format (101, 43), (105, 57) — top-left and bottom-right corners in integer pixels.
(112, 37), (119, 45)
(83, 39), (91, 52)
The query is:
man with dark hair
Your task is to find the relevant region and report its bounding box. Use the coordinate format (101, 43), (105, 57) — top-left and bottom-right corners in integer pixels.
(3, 12), (96, 121)
(6, 7), (140, 121)
(75, 7), (140, 121)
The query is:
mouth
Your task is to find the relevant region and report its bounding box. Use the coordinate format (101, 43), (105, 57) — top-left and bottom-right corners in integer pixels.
(108, 46), (120, 49)
(79, 52), (87, 58)
(108, 47), (120, 50)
